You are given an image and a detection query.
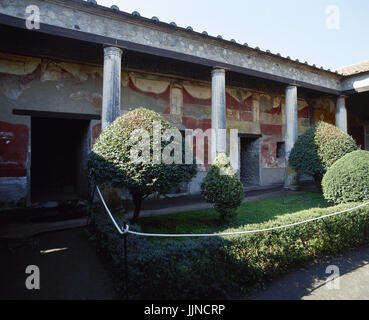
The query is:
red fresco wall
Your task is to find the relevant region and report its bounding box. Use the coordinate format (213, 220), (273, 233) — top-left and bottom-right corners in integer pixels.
(182, 86), (212, 166)
(92, 123), (102, 146)
(0, 121), (28, 177)
(260, 124), (283, 168)
(226, 93), (253, 122)
(91, 73), (317, 170)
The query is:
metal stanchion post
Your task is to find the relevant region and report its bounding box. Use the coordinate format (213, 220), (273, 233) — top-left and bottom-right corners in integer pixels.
(123, 222), (128, 300)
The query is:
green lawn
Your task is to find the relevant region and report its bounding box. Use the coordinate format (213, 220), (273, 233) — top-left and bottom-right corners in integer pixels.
(94, 191), (369, 299)
(138, 192), (334, 237)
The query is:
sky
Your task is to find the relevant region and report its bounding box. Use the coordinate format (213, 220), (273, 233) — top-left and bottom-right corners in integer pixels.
(96, 0), (369, 71)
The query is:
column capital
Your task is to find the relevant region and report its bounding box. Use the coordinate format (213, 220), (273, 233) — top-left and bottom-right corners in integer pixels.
(286, 84), (299, 90)
(338, 94), (349, 100)
(103, 45), (124, 58)
(211, 67), (226, 77)
(213, 65), (230, 70)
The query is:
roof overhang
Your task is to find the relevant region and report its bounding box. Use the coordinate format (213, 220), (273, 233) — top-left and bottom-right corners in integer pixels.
(341, 71), (369, 95)
(0, 0), (343, 95)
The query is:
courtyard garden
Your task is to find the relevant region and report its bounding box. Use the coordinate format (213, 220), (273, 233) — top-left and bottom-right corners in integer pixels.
(88, 109), (369, 300)
(89, 192), (369, 299)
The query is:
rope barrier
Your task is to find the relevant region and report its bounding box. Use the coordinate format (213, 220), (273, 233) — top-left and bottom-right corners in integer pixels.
(95, 186), (129, 299)
(96, 185), (369, 238)
(96, 185), (129, 235)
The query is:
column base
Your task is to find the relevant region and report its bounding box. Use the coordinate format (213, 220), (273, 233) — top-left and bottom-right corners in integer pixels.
(284, 165), (300, 191)
(283, 184), (300, 191)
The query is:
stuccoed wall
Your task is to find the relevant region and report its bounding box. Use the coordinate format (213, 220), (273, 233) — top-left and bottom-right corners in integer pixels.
(0, 53), (337, 206)
(0, 53), (101, 206)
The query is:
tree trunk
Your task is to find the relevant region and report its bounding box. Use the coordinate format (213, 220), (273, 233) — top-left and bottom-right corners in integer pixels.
(314, 173), (323, 191)
(131, 193), (143, 224)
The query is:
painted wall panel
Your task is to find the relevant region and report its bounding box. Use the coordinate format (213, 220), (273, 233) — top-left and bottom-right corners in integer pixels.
(0, 121), (28, 177)
(0, 52), (342, 206)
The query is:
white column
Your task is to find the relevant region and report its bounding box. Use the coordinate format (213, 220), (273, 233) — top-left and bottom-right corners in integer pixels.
(211, 68), (226, 159)
(101, 46), (123, 208)
(102, 46), (123, 129)
(336, 95), (348, 133)
(284, 85), (299, 190)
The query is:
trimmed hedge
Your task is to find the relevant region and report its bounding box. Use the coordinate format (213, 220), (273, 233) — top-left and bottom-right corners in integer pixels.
(201, 153), (244, 222)
(88, 108), (197, 222)
(289, 121), (358, 186)
(322, 150), (369, 204)
(89, 199), (369, 300)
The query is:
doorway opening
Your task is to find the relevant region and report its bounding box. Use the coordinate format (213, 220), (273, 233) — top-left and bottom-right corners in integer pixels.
(31, 117), (90, 203)
(240, 135), (261, 188)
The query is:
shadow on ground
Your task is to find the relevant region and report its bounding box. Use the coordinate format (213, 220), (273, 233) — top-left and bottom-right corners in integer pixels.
(0, 228), (118, 300)
(250, 245), (369, 300)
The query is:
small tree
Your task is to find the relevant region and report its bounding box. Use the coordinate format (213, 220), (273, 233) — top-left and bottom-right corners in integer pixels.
(201, 153), (244, 223)
(88, 108), (197, 223)
(322, 150), (369, 204)
(289, 121), (358, 188)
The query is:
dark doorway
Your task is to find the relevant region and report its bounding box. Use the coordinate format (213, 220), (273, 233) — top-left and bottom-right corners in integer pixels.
(349, 126), (365, 150)
(31, 117), (90, 202)
(240, 136), (261, 187)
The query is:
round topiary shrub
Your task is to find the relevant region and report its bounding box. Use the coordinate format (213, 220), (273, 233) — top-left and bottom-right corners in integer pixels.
(88, 108), (197, 222)
(322, 150), (369, 204)
(289, 121), (358, 187)
(201, 153), (244, 222)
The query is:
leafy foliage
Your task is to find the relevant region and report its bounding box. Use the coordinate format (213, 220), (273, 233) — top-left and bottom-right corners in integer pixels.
(289, 121), (358, 186)
(88, 108), (197, 221)
(201, 153), (244, 222)
(322, 150), (369, 204)
(90, 193), (369, 300)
